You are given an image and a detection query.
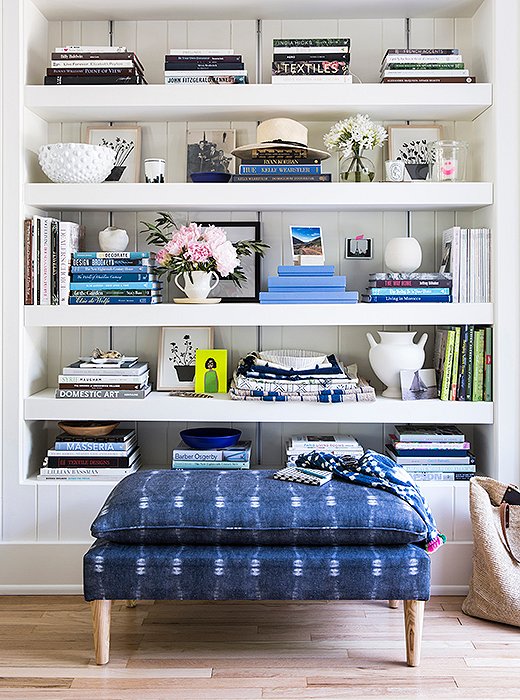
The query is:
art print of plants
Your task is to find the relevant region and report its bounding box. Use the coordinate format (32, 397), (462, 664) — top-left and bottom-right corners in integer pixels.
(168, 334), (195, 366)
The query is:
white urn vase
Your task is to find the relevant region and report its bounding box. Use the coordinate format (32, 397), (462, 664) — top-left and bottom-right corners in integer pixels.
(98, 226), (129, 252)
(174, 270), (219, 301)
(384, 237), (422, 273)
(366, 331), (428, 398)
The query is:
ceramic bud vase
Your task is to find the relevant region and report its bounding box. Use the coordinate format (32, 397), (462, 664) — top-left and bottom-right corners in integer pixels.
(384, 237), (422, 273)
(366, 331), (428, 398)
(98, 226), (129, 252)
(174, 270), (219, 301)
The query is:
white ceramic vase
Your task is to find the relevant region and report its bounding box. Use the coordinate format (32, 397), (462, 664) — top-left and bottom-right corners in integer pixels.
(367, 331), (428, 398)
(384, 237), (422, 273)
(98, 226), (129, 252)
(174, 270), (219, 301)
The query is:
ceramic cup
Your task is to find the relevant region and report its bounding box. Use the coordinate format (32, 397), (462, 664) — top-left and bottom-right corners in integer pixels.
(385, 160), (405, 182)
(144, 158), (166, 183)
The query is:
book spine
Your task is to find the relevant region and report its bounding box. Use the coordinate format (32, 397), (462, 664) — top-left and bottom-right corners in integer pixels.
(441, 330), (455, 401)
(274, 52), (350, 62)
(50, 59), (138, 68)
(58, 373), (148, 383)
(369, 279), (451, 288)
(164, 75), (247, 84)
(59, 223), (71, 305)
(69, 281), (161, 290)
(484, 326), (493, 401)
(465, 326), (475, 401)
(165, 62), (243, 71)
(50, 220), (59, 305)
(473, 328), (485, 401)
(290, 443), (358, 450)
(53, 442), (132, 451)
(232, 174), (332, 182)
(44, 456), (133, 468)
(450, 326), (461, 401)
(52, 51), (137, 60)
(164, 69), (247, 76)
(70, 266), (156, 274)
(382, 54), (464, 64)
(68, 296), (161, 304)
(165, 54), (242, 62)
(384, 62), (464, 70)
(239, 165), (321, 174)
(72, 258), (154, 267)
(271, 74), (352, 83)
(40, 218), (51, 305)
(272, 61), (349, 75)
(70, 289), (158, 297)
(268, 277), (346, 288)
(381, 76), (476, 83)
(33, 216), (40, 305)
(47, 67), (139, 76)
(278, 265), (335, 275)
(367, 287), (451, 296)
(57, 382), (145, 390)
(406, 472), (472, 481)
(382, 69), (469, 77)
(168, 48), (236, 55)
(273, 38), (351, 48)
(70, 273), (157, 282)
(457, 325), (468, 401)
(384, 48), (461, 55)
(55, 387), (150, 399)
(171, 462), (249, 469)
(74, 251), (154, 259)
(364, 295), (451, 303)
(23, 219), (33, 305)
(241, 158), (319, 166)
(260, 291), (356, 300)
(44, 75), (144, 85)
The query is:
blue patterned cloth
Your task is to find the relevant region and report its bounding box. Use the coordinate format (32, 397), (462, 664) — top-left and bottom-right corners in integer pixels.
(295, 450), (446, 553)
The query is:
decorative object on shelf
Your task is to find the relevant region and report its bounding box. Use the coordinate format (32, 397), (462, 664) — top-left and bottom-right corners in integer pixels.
(186, 129), (235, 182)
(439, 226), (491, 303)
(367, 330), (428, 398)
(260, 264), (358, 305)
(195, 349), (228, 394)
(169, 391), (214, 399)
(179, 427), (241, 450)
(400, 369), (437, 400)
(86, 125), (142, 183)
(385, 160), (406, 182)
(291, 225), (324, 265)
(57, 421), (120, 437)
(346, 236), (373, 259)
(428, 140), (468, 182)
(98, 226), (129, 252)
(38, 143), (115, 183)
(140, 214), (268, 303)
(363, 271), (452, 304)
(232, 118), (330, 161)
(157, 327), (213, 392)
(190, 172), (232, 183)
(323, 113), (387, 183)
(387, 124), (442, 181)
(144, 158), (166, 183)
(272, 37), (351, 85)
(174, 270), (220, 301)
(384, 236), (422, 273)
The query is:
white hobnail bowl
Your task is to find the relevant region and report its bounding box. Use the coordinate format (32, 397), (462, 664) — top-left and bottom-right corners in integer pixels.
(38, 143), (116, 183)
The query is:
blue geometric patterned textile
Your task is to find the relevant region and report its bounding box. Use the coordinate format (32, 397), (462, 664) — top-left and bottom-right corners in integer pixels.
(90, 469), (427, 547)
(83, 541), (430, 602)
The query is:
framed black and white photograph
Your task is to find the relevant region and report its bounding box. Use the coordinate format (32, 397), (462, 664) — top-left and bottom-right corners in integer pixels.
(387, 124), (442, 180)
(194, 221), (262, 302)
(86, 125), (142, 183)
(400, 368), (438, 401)
(346, 237), (373, 259)
(186, 129), (236, 181)
(157, 327), (214, 392)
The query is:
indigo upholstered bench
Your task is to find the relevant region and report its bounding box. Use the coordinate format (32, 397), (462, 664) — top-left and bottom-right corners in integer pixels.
(84, 469), (430, 665)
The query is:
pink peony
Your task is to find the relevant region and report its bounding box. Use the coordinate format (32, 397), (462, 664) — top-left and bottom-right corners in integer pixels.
(166, 223), (204, 256)
(203, 225), (227, 249)
(156, 249), (172, 266)
(212, 239), (239, 276)
(185, 242), (212, 263)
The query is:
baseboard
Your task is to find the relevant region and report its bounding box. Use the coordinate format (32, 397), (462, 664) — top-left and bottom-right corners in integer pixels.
(430, 585), (468, 596)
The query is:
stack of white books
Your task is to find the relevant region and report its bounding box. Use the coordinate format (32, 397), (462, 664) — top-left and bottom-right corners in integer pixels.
(286, 434), (364, 464)
(440, 226), (491, 303)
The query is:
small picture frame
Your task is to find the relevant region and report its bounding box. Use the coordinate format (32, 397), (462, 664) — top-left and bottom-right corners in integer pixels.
(290, 226), (324, 264)
(387, 124), (442, 181)
(86, 125), (142, 183)
(346, 237), (373, 259)
(187, 129), (236, 181)
(400, 368), (438, 401)
(157, 327), (213, 392)
(195, 349), (228, 394)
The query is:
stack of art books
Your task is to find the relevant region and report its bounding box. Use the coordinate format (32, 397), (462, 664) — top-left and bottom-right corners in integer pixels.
(286, 434), (364, 465)
(272, 38), (352, 83)
(260, 265), (358, 304)
(44, 45), (146, 85)
(440, 226), (491, 303)
(232, 146), (331, 182)
(56, 358), (151, 400)
(380, 48), (475, 84)
(165, 49), (248, 84)
(434, 325), (493, 401)
(386, 425), (476, 481)
(37, 429), (142, 481)
(363, 272), (453, 303)
(24, 216), (83, 305)
(171, 441), (252, 469)
(68, 252), (161, 305)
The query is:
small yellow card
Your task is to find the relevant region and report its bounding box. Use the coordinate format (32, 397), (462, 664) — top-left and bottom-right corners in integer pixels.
(195, 349), (228, 394)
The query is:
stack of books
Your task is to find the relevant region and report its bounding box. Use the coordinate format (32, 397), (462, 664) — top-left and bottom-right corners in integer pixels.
(286, 434), (364, 465)
(171, 441), (251, 469)
(232, 147), (331, 182)
(434, 325), (493, 402)
(68, 252), (161, 305)
(260, 265), (358, 304)
(363, 272), (453, 304)
(440, 226), (491, 303)
(386, 425), (476, 481)
(272, 38), (352, 84)
(56, 357), (151, 399)
(24, 216), (83, 305)
(44, 45), (146, 85)
(164, 48), (248, 84)
(37, 428), (141, 481)
(380, 48), (475, 84)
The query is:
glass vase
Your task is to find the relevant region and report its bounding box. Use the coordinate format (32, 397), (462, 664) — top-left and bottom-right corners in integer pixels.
(339, 153), (375, 182)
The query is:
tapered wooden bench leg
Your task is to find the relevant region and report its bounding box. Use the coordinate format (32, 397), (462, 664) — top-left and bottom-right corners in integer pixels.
(91, 600), (111, 665)
(388, 599), (399, 609)
(404, 600), (424, 667)
(126, 600), (137, 608)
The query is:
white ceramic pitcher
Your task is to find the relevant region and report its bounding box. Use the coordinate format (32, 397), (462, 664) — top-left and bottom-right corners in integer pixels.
(174, 270), (219, 300)
(367, 331), (428, 398)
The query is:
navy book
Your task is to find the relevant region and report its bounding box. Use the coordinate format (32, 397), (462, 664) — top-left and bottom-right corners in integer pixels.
(70, 273), (158, 283)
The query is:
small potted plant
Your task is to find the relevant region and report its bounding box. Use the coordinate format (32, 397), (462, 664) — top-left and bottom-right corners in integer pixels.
(323, 113), (387, 183)
(140, 213), (269, 303)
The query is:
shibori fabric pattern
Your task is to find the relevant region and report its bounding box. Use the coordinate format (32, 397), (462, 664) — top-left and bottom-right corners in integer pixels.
(229, 378), (376, 402)
(295, 450), (446, 553)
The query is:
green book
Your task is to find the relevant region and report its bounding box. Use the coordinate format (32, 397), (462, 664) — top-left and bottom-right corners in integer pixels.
(484, 327), (493, 402)
(465, 326), (475, 401)
(472, 329), (485, 401)
(384, 62), (464, 70)
(450, 326), (461, 401)
(441, 329), (456, 401)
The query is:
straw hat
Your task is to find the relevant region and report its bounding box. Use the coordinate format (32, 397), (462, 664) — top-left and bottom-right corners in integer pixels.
(231, 118), (330, 160)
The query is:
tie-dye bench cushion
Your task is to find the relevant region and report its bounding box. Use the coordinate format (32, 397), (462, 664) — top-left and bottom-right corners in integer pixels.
(91, 469), (427, 547)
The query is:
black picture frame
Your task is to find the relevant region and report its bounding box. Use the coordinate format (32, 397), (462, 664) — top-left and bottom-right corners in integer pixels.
(194, 221), (261, 303)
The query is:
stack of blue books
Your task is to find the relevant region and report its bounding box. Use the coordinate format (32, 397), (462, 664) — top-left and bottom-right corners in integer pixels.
(68, 252), (162, 305)
(362, 272), (452, 303)
(259, 265), (359, 304)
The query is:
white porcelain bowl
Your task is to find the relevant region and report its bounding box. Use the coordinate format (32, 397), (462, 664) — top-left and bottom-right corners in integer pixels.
(38, 143), (116, 183)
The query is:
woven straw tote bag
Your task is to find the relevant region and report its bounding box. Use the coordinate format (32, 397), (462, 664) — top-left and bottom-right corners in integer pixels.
(462, 477), (520, 626)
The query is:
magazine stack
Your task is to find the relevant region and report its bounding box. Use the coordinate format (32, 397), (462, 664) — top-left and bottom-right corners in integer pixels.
(440, 226), (491, 303)
(44, 45), (146, 85)
(286, 434), (364, 465)
(272, 38), (352, 83)
(434, 325), (493, 401)
(380, 48), (475, 84)
(68, 252), (161, 305)
(37, 428), (141, 481)
(164, 49), (248, 84)
(171, 441), (252, 470)
(386, 425), (476, 481)
(56, 356), (151, 400)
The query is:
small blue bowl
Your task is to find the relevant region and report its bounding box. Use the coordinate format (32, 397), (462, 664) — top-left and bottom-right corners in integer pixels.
(190, 172), (232, 183)
(180, 427), (241, 449)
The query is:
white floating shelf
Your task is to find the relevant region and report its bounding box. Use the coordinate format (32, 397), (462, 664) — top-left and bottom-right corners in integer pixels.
(25, 303), (494, 328)
(25, 389), (494, 424)
(25, 182), (493, 212)
(25, 84), (492, 123)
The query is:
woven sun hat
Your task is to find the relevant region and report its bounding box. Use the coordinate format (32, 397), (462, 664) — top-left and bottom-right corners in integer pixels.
(231, 118), (330, 160)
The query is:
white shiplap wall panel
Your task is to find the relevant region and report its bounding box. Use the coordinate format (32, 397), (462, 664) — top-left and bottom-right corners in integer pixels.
(36, 486), (59, 541)
(338, 19), (383, 84)
(58, 485), (113, 541)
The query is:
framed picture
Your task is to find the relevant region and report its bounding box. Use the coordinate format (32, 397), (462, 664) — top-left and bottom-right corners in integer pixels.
(195, 349), (228, 394)
(194, 221), (261, 302)
(387, 124), (442, 180)
(86, 125), (142, 183)
(186, 129), (236, 181)
(157, 327), (213, 391)
(400, 369), (438, 401)
(290, 225), (324, 264)
(346, 237), (373, 259)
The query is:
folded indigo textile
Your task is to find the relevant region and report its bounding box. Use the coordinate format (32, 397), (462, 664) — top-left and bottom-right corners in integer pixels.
(229, 380), (376, 402)
(236, 351), (346, 379)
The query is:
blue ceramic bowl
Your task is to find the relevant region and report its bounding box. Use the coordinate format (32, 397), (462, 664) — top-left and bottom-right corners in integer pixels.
(180, 427), (241, 449)
(190, 172), (232, 183)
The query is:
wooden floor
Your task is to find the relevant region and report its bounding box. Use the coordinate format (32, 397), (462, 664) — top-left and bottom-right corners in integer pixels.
(0, 596), (518, 699)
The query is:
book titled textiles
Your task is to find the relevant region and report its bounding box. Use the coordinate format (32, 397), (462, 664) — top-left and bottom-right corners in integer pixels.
(273, 466), (332, 486)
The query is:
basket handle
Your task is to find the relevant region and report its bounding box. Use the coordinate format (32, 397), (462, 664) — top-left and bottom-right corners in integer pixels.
(499, 502), (520, 564)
